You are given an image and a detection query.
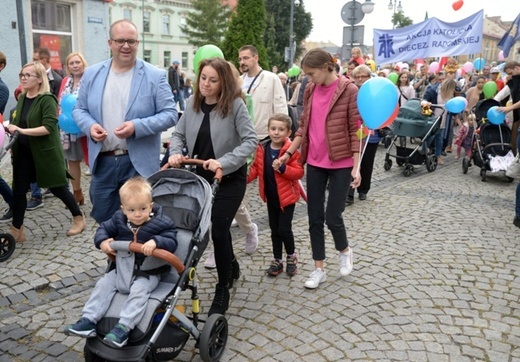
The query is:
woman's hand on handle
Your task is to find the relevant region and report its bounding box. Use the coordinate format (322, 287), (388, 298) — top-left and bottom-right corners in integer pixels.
(203, 159), (222, 173)
(168, 154), (188, 168)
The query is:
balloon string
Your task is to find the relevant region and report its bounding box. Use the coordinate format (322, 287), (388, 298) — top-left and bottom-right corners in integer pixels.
(357, 127), (370, 178)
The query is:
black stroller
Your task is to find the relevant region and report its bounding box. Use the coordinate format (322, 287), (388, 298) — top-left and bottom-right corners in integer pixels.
(384, 98), (445, 177)
(462, 99), (514, 182)
(0, 129), (19, 262)
(83, 162), (228, 362)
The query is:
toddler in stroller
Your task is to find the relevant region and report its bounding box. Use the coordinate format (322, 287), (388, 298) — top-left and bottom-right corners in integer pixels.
(64, 176), (178, 348)
(462, 99), (514, 181)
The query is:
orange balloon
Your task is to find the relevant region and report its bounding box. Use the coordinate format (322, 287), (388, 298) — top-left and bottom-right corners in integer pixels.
(452, 0), (463, 11)
(0, 113), (3, 124)
(379, 104), (399, 129)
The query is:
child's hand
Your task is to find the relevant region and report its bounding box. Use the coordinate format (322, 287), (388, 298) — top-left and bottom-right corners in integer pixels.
(272, 159), (283, 172)
(100, 238), (116, 256)
(142, 240), (157, 256)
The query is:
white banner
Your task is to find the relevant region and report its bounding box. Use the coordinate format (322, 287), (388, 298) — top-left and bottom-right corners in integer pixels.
(374, 10), (483, 64)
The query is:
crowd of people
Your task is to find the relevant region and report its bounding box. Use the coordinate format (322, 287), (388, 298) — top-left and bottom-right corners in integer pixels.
(0, 17), (518, 350)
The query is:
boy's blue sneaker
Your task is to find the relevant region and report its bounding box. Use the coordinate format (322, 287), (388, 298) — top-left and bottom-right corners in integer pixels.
(64, 317), (97, 338)
(103, 323), (130, 348)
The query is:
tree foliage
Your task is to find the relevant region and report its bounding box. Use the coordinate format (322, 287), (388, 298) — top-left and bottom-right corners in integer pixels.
(221, 0), (269, 70)
(392, 12), (413, 29)
(264, 0), (313, 71)
(179, 0), (231, 49)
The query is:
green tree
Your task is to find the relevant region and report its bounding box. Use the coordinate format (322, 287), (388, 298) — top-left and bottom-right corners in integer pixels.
(221, 0), (269, 69)
(265, 0), (313, 71)
(392, 12), (413, 29)
(179, 0), (231, 49)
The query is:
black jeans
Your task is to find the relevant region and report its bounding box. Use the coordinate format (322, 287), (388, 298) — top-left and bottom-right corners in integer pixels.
(12, 144), (81, 228)
(306, 164), (351, 261)
(211, 165), (247, 287)
(266, 199), (295, 260)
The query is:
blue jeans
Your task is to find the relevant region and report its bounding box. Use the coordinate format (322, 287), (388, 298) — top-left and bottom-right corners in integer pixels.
(306, 165), (351, 261)
(0, 177), (13, 207)
(90, 154), (138, 224)
(30, 182), (42, 199)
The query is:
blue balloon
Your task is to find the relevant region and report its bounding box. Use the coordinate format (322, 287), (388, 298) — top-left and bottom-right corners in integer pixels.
(58, 113), (81, 134)
(473, 57), (485, 71)
(487, 106), (505, 125)
(60, 94), (77, 119)
(445, 97), (466, 114)
(357, 77), (399, 129)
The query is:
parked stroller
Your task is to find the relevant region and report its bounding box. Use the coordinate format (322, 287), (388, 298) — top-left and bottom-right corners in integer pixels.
(83, 161), (228, 362)
(384, 98), (445, 177)
(0, 129), (19, 262)
(462, 99), (514, 182)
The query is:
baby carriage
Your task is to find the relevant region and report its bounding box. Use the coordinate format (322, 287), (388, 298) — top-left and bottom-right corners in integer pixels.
(384, 98), (444, 177)
(83, 161), (228, 362)
(462, 99), (514, 182)
(0, 129), (19, 262)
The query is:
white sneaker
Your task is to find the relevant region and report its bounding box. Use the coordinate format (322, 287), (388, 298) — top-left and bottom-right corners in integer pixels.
(204, 251), (216, 269)
(339, 248), (353, 276)
(244, 223), (258, 254)
(304, 268), (327, 289)
(231, 218), (238, 227)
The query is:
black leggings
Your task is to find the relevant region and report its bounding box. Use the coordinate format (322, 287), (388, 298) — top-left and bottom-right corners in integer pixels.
(12, 145), (81, 228)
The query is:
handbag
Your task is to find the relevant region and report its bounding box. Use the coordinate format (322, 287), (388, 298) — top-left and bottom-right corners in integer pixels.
(506, 152), (520, 178)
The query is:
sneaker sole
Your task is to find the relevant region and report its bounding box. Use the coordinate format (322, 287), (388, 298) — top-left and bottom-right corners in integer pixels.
(204, 263), (216, 269)
(104, 338), (128, 348)
(0, 219), (13, 223)
(26, 204), (44, 211)
(304, 276), (327, 289)
(64, 328), (97, 338)
(267, 269), (283, 276)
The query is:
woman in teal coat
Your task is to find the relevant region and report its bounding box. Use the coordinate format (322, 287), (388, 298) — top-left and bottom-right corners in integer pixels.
(7, 62), (85, 242)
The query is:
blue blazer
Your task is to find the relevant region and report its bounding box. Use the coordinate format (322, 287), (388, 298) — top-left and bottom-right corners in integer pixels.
(73, 58), (177, 177)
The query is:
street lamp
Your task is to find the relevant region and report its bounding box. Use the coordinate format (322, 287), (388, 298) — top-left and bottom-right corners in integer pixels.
(288, 0), (301, 69)
(387, 0), (403, 28)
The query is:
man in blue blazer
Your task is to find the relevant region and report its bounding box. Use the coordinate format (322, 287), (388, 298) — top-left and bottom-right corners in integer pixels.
(74, 19), (177, 224)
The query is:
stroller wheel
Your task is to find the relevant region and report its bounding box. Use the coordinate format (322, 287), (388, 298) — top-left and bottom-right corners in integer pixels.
(403, 165), (413, 177)
(462, 157), (469, 174)
(480, 169), (487, 182)
(426, 155), (437, 172)
(0, 233), (16, 262)
(200, 314), (228, 362)
(384, 160), (392, 171)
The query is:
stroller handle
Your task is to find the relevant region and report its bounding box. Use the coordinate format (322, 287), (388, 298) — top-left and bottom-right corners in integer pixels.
(4, 130), (19, 151)
(161, 157), (223, 184)
(128, 241), (186, 274)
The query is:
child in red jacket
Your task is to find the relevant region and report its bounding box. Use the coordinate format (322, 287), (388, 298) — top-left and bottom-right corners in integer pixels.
(248, 114), (304, 276)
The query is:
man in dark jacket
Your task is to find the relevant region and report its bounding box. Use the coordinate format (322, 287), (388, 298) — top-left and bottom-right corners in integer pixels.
(38, 47), (62, 97)
(168, 60), (181, 108)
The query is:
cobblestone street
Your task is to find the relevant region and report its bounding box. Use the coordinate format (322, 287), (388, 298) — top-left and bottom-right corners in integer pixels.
(0, 144), (519, 361)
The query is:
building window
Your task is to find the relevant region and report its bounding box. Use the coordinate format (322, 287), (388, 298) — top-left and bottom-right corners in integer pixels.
(143, 11), (150, 33)
(179, 16), (186, 37)
(123, 8), (132, 21)
(144, 50), (151, 64)
(31, 0), (73, 72)
(182, 52), (188, 69)
(164, 51), (171, 68)
(162, 15), (170, 35)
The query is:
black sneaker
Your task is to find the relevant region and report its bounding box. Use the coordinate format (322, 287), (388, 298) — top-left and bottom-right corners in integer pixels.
(0, 208), (12, 223)
(286, 255), (298, 276)
(346, 195), (354, 205)
(63, 317), (97, 338)
(26, 198), (43, 211)
(266, 260), (283, 276)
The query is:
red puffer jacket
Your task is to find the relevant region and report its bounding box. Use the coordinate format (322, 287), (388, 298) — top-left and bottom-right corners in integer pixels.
(247, 138), (304, 210)
(296, 76), (361, 164)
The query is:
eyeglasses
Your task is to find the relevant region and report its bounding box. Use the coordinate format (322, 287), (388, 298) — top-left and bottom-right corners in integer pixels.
(354, 75), (370, 80)
(111, 38), (139, 47)
(238, 56), (252, 62)
(18, 73), (39, 80)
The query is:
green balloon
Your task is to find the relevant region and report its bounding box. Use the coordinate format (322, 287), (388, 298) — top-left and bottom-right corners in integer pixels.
(292, 65), (301, 76)
(288, 67), (295, 77)
(193, 44), (224, 75)
(388, 72), (398, 85)
(482, 81), (497, 99)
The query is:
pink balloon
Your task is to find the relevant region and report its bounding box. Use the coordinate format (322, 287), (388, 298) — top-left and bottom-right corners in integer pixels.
(0, 126), (5, 147)
(456, 68), (462, 77)
(382, 69), (390, 76)
(463, 61), (474, 73)
(498, 50), (505, 61)
(429, 61), (439, 73)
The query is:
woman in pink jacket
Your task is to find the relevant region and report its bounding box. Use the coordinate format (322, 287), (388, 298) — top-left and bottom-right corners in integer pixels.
(280, 48), (361, 289)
